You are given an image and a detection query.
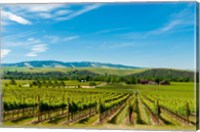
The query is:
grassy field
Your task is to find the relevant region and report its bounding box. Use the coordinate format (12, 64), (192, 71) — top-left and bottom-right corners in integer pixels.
(2, 67), (148, 76)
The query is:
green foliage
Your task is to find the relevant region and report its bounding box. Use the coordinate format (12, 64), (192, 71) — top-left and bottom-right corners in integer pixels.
(124, 76), (137, 84)
(10, 79), (16, 85)
(39, 102), (67, 112)
(3, 68), (193, 83)
(132, 69), (194, 82)
(89, 82), (97, 86)
(3, 102), (36, 111)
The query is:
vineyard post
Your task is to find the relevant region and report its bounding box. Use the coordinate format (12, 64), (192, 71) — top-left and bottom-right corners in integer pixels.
(156, 100), (160, 124)
(82, 97), (84, 115)
(18, 108), (20, 118)
(175, 111), (178, 119)
(98, 98), (101, 122)
(32, 95), (35, 116)
(12, 109), (14, 120)
(90, 96), (92, 114)
(67, 98), (70, 122)
(22, 96), (25, 117)
(34, 95), (37, 116)
(62, 95), (64, 115)
(48, 97), (51, 119)
(0, 90), (4, 123)
(128, 99), (133, 125)
(37, 95), (41, 122)
(186, 102), (190, 125)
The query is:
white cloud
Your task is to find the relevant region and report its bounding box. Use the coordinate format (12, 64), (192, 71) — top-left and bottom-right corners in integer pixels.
(100, 42), (136, 49)
(1, 49), (11, 59)
(161, 20), (181, 32)
(120, 5), (194, 40)
(145, 5), (194, 37)
(44, 35), (80, 43)
(2, 4), (68, 23)
(38, 13), (53, 19)
(144, 20), (183, 37)
(64, 36), (80, 41)
(96, 27), (128, 34)
(26, 4), (66, 12)
(44, 35), (60, 43)
(2, 4), (102, 23)
(37, 10), (72, 19)
(7, 4), (66, 13)
(4, 31), (37, 41)
(27, 38), (34, 41)
(32, 44), (47, 52)
(5, 38), (41, 47)
(26, 44), (47, 57)
(26, 53), (37, 57)
(56, 4), (101, 21)
(55, 10), (72, 16)
(2, 11), (31, 25)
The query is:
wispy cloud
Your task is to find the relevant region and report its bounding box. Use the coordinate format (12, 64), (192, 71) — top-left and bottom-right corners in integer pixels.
(55, 4), (102, 21)
(4, 31), (37, 41)
(97, 41), (136, 49)
(4, 4), (66, 13)
(143, 20), (183, 37)
(37, 9), (72, 19)
(2, 4), (100, 23)
(146, 5), (194, 36)
(44, 35), (80, 43)
(2, 4), (70, 24)
(44, 35), (60, 43)
(64, 36), (80, 41)
(120, 5), (194, 40)
(1, 49), (11, 59)
(3, 36), (48, 57)
(55, 10), (72, 16)
(4, 37), (41, 47)
(96, 27), (128, 34)
(2, 10), (31, 25)
(26, 44), (47, 57)
(108, 42), (135, 49)
(20, 4), (66, 12)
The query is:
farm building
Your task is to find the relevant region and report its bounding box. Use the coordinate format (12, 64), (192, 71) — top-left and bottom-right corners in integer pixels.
(148, 81), (157, 85)
(140, 79), (149, 84)
(160, 80), (170, 85)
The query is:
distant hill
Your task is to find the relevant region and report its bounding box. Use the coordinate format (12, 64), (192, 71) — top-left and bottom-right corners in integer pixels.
(131, 68), (194, 81)
(2, 60), (194, 81)
(2, 60), (140, 69)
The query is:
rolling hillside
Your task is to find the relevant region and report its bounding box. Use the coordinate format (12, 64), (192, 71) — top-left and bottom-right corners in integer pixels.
(2, 60), (194, 81)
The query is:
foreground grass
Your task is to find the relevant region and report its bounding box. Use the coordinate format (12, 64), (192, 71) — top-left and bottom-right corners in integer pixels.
(2, 121), (196, 130)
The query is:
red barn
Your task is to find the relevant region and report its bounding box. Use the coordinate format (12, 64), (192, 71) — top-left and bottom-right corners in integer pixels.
(140, 79), (149, 84)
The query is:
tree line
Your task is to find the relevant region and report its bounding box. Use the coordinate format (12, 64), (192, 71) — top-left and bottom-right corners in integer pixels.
(3, 69), (194, 85)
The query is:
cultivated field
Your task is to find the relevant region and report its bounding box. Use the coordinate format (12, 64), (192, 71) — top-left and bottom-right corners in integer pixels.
(1, 80), (197, 130)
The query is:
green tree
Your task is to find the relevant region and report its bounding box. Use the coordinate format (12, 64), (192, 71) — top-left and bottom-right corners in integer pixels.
(89, 82), (96, 86)
(10, 79), (16, 85)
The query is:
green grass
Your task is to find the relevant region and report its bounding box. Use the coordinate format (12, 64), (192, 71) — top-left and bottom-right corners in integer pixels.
(2, 80), (102, 87)
(109, 104), (128, 124)
(2, 67), (147, 76)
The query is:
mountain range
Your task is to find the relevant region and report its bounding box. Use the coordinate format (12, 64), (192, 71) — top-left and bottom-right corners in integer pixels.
(1, 60), (140, 69)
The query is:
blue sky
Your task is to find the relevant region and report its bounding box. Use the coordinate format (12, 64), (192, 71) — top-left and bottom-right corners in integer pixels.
(1, 2), (197, 69)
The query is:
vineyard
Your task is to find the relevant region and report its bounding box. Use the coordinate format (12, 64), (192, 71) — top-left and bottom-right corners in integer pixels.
(1, 80), (197, 130)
